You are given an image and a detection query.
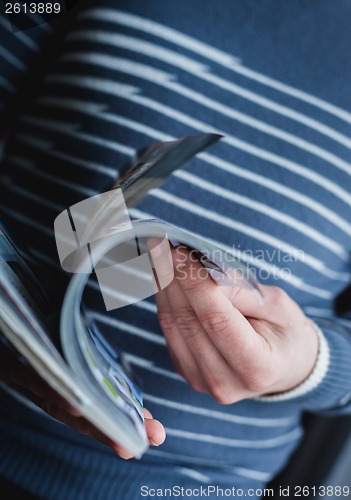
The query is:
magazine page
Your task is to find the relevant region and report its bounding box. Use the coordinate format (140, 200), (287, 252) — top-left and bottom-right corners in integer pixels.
(54, 133), (261, 455)
(0, 223), (150, 456)
(0, 134), (226, 458)
(0, 224), (88, 406)
(58, 214), (262, 456)
(114, 133), (223, 208)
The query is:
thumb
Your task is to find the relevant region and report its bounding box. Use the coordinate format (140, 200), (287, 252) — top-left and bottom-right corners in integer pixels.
(222, 283), (296, 326)
(220, 282), (266, 318)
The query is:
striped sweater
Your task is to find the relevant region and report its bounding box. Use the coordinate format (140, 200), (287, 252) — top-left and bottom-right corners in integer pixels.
(0, 1), (351, 498)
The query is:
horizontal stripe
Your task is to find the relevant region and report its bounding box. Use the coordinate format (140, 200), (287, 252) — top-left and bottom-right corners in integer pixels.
(81, 8), (351, 124)
(39, 95), (351, 235)
(67, 30), (351, 149)
(129, 207), (333, 300)
(176, 467), (210, 483)
(175, 170), (347, 259)
(199, 152), (351, 236)
(14, 101), (343, 296)
(79, 9), (240, 67)
(0, 15), (39, 51)
(4, 178), (65, 212)
(62, 51), (351, 176)
(304, 307), (335, 318)
(0, 76), (15, 92)
(143, 393), (296, 427)
(86, 279), (156, 308)
(165, 426), (302, 448)
(45, 74), (351, 209)
(21, 115), (135, 158)
(90, 311), (166, 346)
(151, 188), (348, 282)
(17, 116), (348, 260)
(25, 11), (52, 33)
(8, 153), (98, 197)
(145, 449), (272, 481)
(0, 383), (44, 414)
(16, 132), (118, 178)
(0, 45), (27, 71)
(0, 206), (54, 237)
(13, 30), (40, 51)
(87, 281), (154, 312)
(28, 247), (63, 270)
(87, 282), (158, 314)
(339, 319), (351, 328)
(121, 352), (184, 382)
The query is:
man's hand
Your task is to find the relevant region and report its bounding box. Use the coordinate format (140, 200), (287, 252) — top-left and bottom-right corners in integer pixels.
(154, 245), (319, 404)
(0, 344), (165, 458)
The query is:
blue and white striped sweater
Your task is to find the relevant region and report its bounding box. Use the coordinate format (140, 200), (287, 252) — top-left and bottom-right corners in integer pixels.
(0, 1), (350, 498)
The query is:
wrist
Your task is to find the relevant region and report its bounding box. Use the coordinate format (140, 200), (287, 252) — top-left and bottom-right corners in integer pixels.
(256, 320), (329, 402)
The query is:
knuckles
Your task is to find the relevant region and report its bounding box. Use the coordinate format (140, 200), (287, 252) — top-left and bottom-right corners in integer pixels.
(242, 372), (273, 394)
(269, 286), (289, 307)
(210, 383), (238, 405)
(241, 363), (277, 394)
(268, 285), (301, 323)
(199, 311), (230, 335)
(174, 307), (199, 335)
(159, 307), (231, 338)
(158, 311), (176, 333)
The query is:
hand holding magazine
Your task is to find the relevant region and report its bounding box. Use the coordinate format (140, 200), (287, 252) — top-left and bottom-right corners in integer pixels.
(0, 133), (261, 457)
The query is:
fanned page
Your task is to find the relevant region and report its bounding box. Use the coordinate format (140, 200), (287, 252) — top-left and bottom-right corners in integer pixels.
(0, 134), (262, 458)
(55, 133), (261, 456)
(57, 214), (261, 453)
(0, 223), (149, 457)
(0, 134), (226, 458)
(0, 223), (88, 406)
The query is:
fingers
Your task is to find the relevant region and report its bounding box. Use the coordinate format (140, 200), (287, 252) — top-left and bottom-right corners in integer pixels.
(158, 265), (242, 402)
(112, 408), (166, 459)
(144, 414), (166, 447)
(5, 361), (165, 459)
(143, 407), (153, 419)
(154, 246), (272, 402)
(251, 285), (300, 326)
(155, 246), (316, 402)
(155, 281), (210, 393)
(169, 246), (297, 327)
(111, 409), (166, 459)
(31, 396), (165, 459)
(171, 248), (263, 365)
(220, 278), (299, 327)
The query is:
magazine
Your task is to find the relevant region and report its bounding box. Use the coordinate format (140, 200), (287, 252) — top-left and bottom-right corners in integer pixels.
(0, 133), (261, 457)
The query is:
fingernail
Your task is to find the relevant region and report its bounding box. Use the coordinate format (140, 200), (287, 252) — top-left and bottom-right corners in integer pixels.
(150, 439), (159, 446)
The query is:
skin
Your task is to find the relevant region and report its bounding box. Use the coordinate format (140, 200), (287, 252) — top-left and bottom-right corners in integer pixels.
(1, 242), (319, 459)
(152, 244), (319, 404)
(0, 343), (166, 459)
